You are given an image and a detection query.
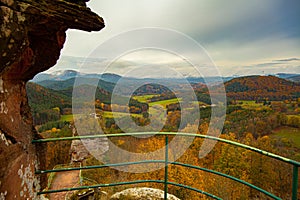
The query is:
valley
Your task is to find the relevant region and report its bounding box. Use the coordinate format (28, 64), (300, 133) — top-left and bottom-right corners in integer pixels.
(27, 71), (300, 199)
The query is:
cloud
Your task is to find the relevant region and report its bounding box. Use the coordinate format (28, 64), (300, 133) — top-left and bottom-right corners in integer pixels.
(218, 57), (300, 76)
(254, 62), (283, 67)
(273, 58), (300, 62)
(54, 0), (300, 77)
(252, 58), (300, 67)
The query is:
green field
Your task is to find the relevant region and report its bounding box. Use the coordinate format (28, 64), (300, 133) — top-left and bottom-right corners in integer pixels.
(134, 95), (181, 120)
(61, 112), (142, 121)
(60, 114), (74, 122)
(100, 111), (141, 118)
(273, 126), (300, 148)
(133, 95), (158, 103)
(61, 95), (181, 122)
(149, 98), (181, 108)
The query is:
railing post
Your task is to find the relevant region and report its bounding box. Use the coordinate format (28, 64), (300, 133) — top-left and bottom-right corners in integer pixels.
(292, 165), (298, 200)
(79, 162), (83, 186)
(164, 135), (169, 200)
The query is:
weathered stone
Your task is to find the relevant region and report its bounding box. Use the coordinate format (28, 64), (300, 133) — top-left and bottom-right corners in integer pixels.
(70, 138), (109, 163)
(0, 0), (104, 199)
(0, 0), (104, 80)
(110, 187), (181, 200)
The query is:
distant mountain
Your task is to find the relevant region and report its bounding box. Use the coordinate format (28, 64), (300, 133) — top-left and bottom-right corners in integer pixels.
(275, 73), (300, 79)
(52, 70), (78, 80)
(31, 70), (215, 95)
(32, 70), (79, 82)
(34, 70), (300, 102)
(100, 73), (122, 83)
(186, 76), (234, 84)
(286, 75), (300, 83)
(32, 69), (237, 85)
(37, 78), (76, 91)
(224, 75), (300, 100)
(31, 73), (54, 82)
(37, 77), (116, 92)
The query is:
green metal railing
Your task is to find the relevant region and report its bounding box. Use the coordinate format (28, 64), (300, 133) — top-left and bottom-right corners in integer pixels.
(33, 132), (300, 199)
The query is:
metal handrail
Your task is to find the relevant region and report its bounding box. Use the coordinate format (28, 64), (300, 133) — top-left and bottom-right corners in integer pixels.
(32, 132), (300, 167)
(33, 132), (300, 199)
(36, 160), (281, 199)
(37, 180), (221, 199)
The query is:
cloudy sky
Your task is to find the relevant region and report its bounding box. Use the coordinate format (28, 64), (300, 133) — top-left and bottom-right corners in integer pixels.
(53, 0), (300, 76)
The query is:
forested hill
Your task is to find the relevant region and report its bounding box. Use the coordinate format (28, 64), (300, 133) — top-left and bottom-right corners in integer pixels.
(27, 81), (126, 112)
(37, 77), (115, 92)
(26, 82), (72, 125)
(26, 81), (148, 125)
(225, 75), (300, 100)
(26, 82), (72, 112)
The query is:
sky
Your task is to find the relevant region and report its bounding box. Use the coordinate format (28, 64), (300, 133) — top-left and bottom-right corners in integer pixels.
(51, 0), (300, 77)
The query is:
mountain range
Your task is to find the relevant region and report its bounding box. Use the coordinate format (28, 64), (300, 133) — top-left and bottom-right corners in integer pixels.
(27, 70), (300, 114)
(32, 70), (300, 85)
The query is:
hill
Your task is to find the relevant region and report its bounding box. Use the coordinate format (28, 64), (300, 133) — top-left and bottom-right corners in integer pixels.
(27, 81), (134, 111)
(26, 81), (148, 125)
(61, 84), (124, 105)
(26, 82), (72, 112)
(286, 75), (300, 83)
(26, 82), (72, 124)
(100, 73), (122, 83)
(37, 77), (116, 92)
(35, 75), (194, 96)
(224, 75), (300, 101)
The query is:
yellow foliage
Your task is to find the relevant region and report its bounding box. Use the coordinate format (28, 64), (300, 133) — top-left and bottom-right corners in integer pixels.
(117, 140), (125, 145)
(52, 107), (60, 112)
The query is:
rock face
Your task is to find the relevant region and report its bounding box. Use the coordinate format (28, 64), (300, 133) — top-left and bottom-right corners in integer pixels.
(110, 187), (181, 200)
(70, 138), (109, 163)
(0, 0), (104, 199)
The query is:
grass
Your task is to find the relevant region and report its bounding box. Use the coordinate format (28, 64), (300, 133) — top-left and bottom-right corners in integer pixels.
(273, 126), (300, 148)
(149, 98), (181, 108)
(60, 114), (74, 122)
(287, 114), (300, 118)
(237, 100), (270, 110)
(61, 112), (141, 121)
(61, 95), (181, 122)
(133, 94), (159, 103)
(100, 111), (141, 118)
(134, 95), (180, 120)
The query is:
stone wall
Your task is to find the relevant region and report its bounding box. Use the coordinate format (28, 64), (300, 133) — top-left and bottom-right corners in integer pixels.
(0, 1), (104, 199)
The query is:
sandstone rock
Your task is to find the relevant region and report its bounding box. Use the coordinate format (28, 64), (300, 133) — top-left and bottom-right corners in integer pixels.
(0, 0), (104, 79)
(0, 0), (104, 199)
(70, 138), (109, 163)
(110, 187), (181, 200)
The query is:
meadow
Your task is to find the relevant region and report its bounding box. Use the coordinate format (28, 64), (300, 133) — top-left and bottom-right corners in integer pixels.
(273, 126), (300, 148)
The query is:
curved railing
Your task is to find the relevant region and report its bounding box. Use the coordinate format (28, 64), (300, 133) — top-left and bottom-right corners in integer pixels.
(33, 132), (300, 200)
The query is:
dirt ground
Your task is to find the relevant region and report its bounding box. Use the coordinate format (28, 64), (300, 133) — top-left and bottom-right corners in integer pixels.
(49, 170), (79, 200)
